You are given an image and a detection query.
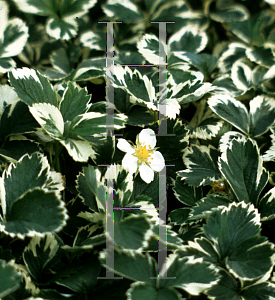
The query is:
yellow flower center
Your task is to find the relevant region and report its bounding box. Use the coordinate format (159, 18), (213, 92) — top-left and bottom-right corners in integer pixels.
(135, 142), (153, 164)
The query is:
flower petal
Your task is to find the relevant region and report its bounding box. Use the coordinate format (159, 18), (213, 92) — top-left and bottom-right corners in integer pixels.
(117, 138), (134, 154)
(139, 163), (154, 184)
(150, 151), (165, 172)
(138, 128), (156, 149)
(122, 153), (138, 173)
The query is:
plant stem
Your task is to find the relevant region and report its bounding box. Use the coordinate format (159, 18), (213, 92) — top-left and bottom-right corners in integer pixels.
(52, 142), (63, 172)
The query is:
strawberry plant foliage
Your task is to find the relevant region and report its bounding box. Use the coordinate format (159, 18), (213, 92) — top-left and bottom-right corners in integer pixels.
(1, 0), (275, 299)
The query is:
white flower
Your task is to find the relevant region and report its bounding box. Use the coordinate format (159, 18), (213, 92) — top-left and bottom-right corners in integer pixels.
(117, 128), (165, 184)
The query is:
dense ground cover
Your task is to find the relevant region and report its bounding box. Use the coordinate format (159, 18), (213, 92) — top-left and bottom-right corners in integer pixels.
(1, 0), (275, 299)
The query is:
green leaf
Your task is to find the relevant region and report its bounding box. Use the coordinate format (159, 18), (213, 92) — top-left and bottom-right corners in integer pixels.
(102, 0), (144, 23)
(2, 153), (65, 215)
(130, 173), (159, 208)
(209, 4), (249, 22)
(159, 254), (220, 296)
(127, 106), (154, 127)
(173, 176), (203, 206)
(44, 48), (73, 80)
(23, 234), (60, 283)
(203, 202), (261, 260)
(177, 145), (222, 186)
(168, 208), (191, 225)
(9, 68), (58, 106)
(179, 237), (220, 264)
(127, 283), (183, 300)
(248, 95), (275, 137)
(173, 52), (217, 78)
(99, 248), (157, 285)
(168, 26), (208, 53)
(0, 260), (22, 298)
(241, 282), (275, 299)
(226, 237), (275, 281)
(0, 101), (38, 141)
(0, 140), (41, 162)
(218, 137), (268, 205)
(190, 194), (233, 221)
(114, 214), (152, 250)
(207, 94), (249, 135)
(92, 135), (115, 165)
(186, 99), (224, 140)
(1, 188), (68, 239)
(206, 269), (239, 300)
(52, 252), (101, 294)
(73, 57), (107, 81)
(59, 82), (91, 122)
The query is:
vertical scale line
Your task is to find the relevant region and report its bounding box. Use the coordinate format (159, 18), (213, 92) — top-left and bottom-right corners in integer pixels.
(150, 21), (175, 280)
(97, 20), (122, 280)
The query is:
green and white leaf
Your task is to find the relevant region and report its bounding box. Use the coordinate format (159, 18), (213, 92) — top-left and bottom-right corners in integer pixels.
(99, 248), (157, 285)
(177, 145), (222, 186)
(0, 153), (66, 238)
(0, 188), (68, 239)
(69, 111), (127, 136)
(168, 25), (208, 53)
(208, 94), (249, 135)
(76, 165), (106, 213)
(59, 82), (91, 122)
(226, 237), (275, 281)
(208, 3), (249, 23)
(9, 68), (58, 106)
(258, 187), (275, 221)
(206, 269), (240, 300)
(60, 138), (96, 162)
(126, 282), (184, 300)
(240, 281), (275, 299)
(231, 59), (253, 92)
(13, 0), (97, 40)
(23, 234), (60, 282)
(190, 194), (233, 221)
(110, 65), (157, 112)
(203, 202), (261, 259)
(186, 99), (224, 140)
(167, 73), (214, 105)
(159, 254), (220, 296)
(217, 42), (247, 74)
(218, 137), (268, 205)
(0, 18), (29, 59)
(202, 201), (275, 281)
(137, 33), (166, 65)
(102, 0), (144, 23)
(173, 176), (203, 206)
(73, 57), (107, 81)
(80, 30), (106, 51)
(1, 153), (65, 215)
(249, 95), (275, 137)
(114, 214), (152, 251)
(29, 103), (64, 140)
